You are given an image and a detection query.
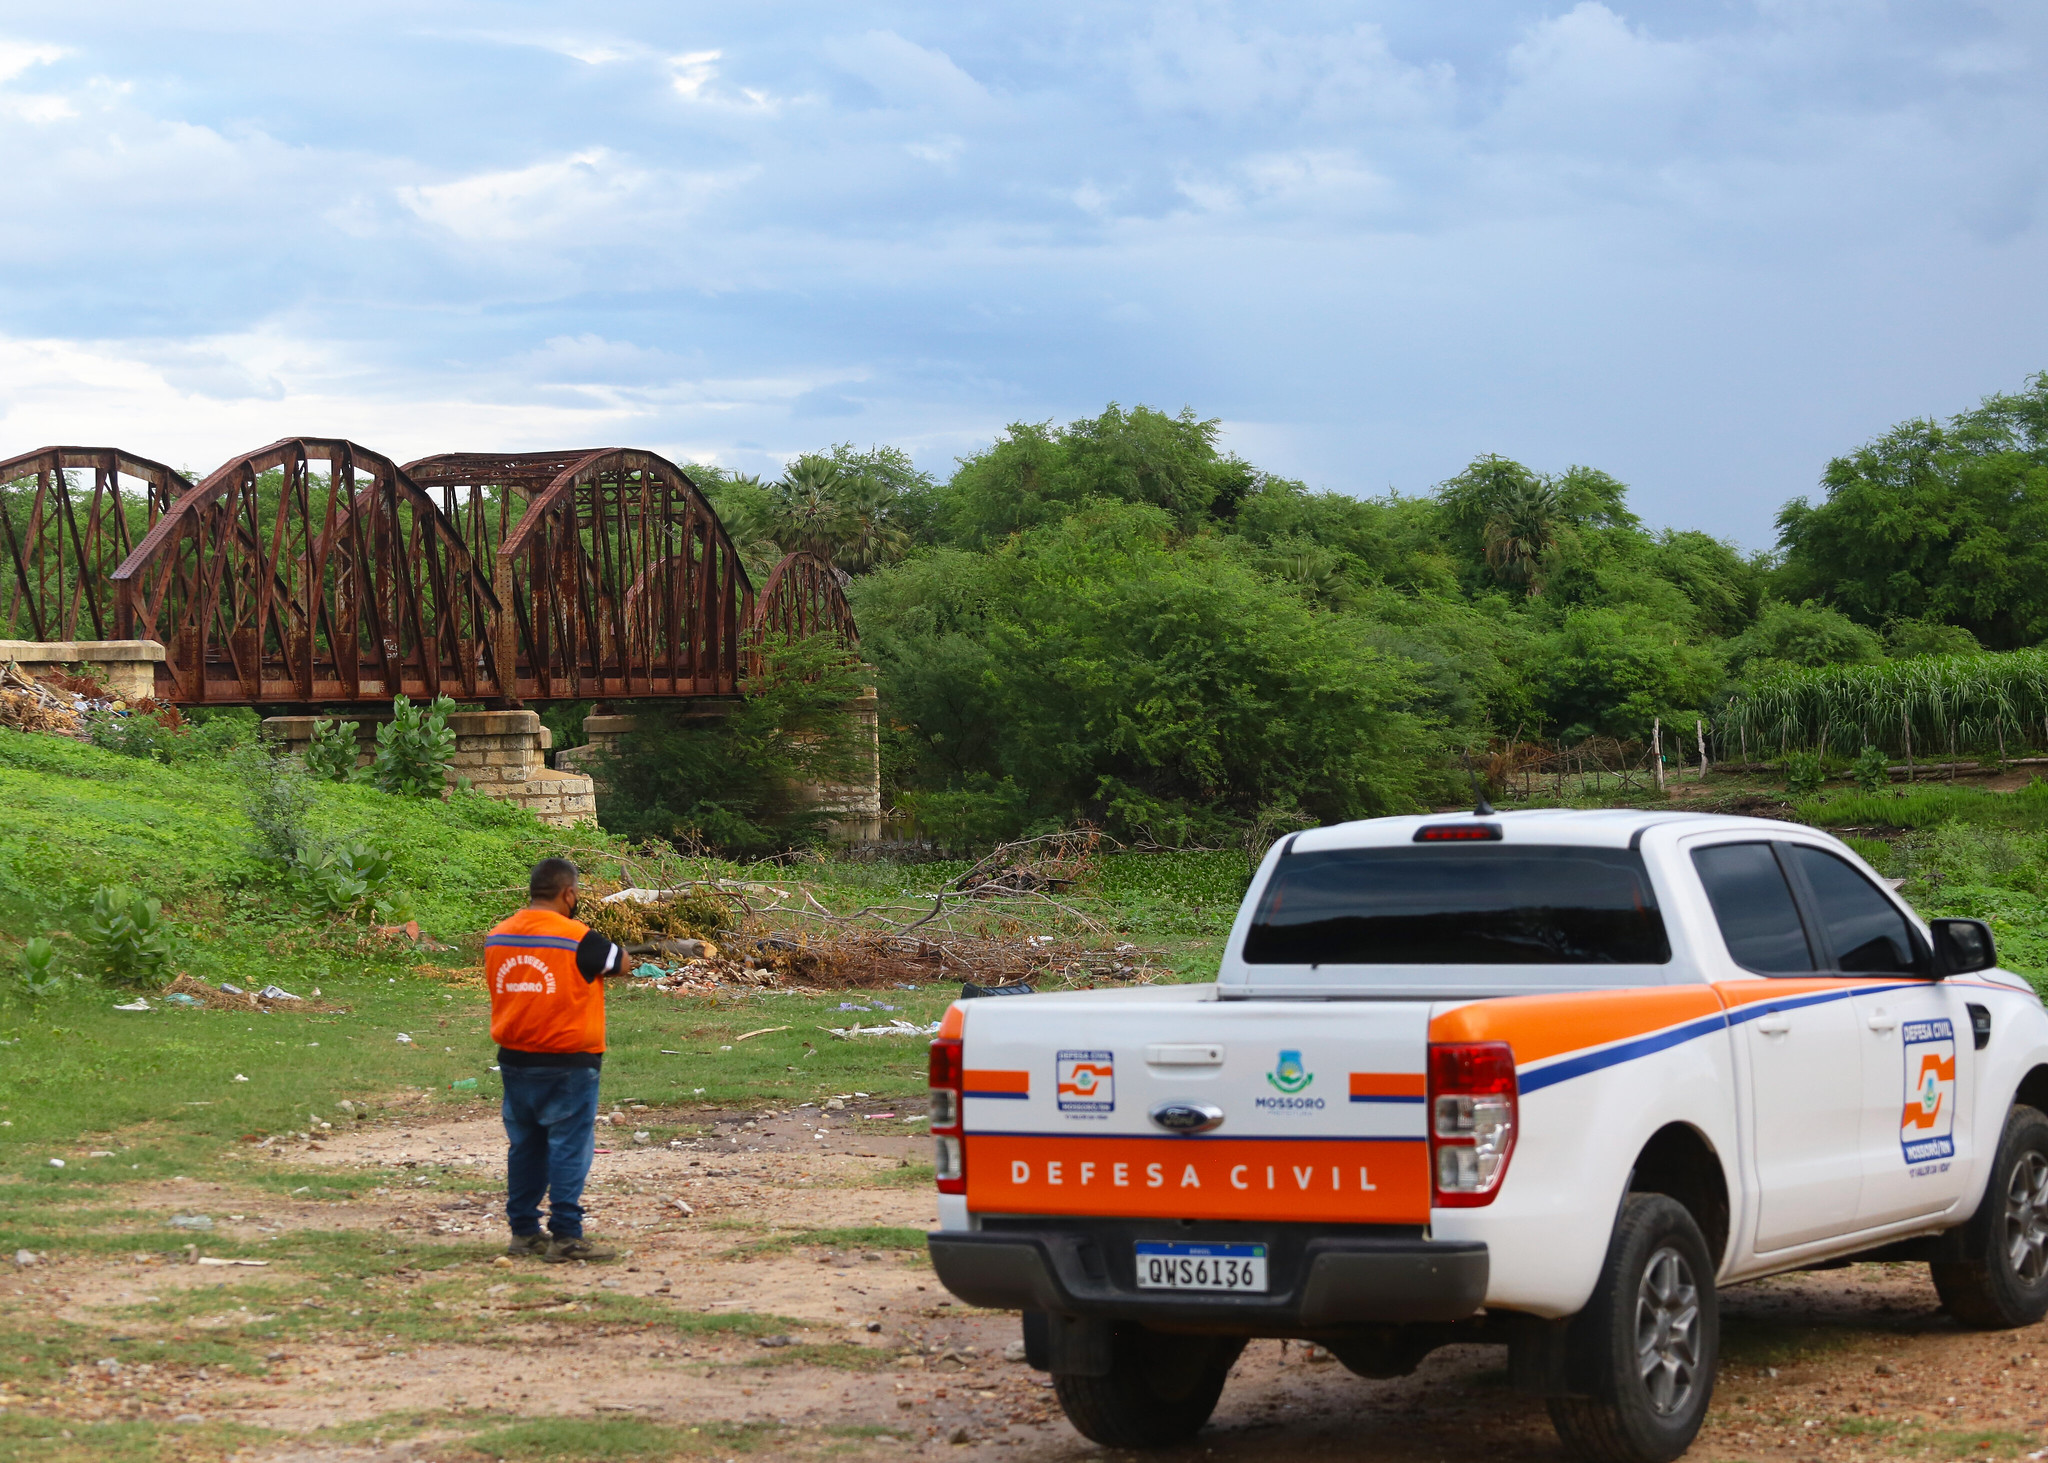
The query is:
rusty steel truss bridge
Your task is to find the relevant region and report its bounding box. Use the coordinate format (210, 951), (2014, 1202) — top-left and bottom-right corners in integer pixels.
(0, 440), (857, 709)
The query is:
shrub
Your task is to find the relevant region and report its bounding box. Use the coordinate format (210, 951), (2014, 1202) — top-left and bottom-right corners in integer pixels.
(82, 703), (255, 764)
(13, 937), (66, 1007)
(81, 885), (173, 989)
(304, 717), (365, 783)
(1851, 745), (1892, 794)
(293, 840), (395, 917)
(371, 694), (457, 797)
(1784, 750), (1825, 797)
(236, 744), (317, 868)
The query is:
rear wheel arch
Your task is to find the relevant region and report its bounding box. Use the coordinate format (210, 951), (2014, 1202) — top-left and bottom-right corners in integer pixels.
(1627, 1123), (1731, 1270)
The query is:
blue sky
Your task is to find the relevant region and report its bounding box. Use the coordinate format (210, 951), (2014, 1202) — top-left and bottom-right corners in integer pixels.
(0, 1), (2043, 547)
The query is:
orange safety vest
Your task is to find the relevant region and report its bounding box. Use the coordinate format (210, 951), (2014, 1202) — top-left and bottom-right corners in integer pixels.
(485, 908), (606, 1056)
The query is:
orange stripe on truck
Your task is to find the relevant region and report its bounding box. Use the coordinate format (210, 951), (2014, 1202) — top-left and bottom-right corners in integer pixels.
(964, 1068), (1030, 1097)
(1428, 986), (1724, 1067)
(1712, 977), (1895, 1009)
(964, 1135), (1430, 1222)
(1349, 1072), (1427, 1098)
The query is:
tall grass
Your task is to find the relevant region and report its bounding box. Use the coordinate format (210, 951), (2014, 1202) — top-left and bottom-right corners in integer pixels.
(1723, 649), (2048, 762)
(1796, 780), (2048, 831)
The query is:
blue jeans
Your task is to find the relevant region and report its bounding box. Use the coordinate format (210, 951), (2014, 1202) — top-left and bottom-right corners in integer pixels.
(501, 1065), (600, 1239)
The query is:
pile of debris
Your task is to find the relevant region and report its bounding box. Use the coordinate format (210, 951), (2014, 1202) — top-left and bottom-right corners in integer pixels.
(0, 661), (81, 734)
(155, 973), (350, 1014)
(623, 928), (1162, 996)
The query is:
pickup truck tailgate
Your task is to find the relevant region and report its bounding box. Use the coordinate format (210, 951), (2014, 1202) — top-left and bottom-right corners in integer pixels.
(958, 993), (1432, 1223)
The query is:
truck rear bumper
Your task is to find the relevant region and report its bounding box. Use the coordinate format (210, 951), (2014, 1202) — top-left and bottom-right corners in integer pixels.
(929, 1226), (1488, 1330)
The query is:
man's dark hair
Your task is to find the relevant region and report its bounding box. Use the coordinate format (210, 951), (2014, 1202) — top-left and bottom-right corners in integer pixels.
(529, 857), (580, 903)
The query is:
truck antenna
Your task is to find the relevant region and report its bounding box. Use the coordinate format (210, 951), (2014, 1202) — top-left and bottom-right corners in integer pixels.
(1460, 750), (1496, 817)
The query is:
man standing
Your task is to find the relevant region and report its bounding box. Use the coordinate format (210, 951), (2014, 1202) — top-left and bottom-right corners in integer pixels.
(487, 857), (627, 1262)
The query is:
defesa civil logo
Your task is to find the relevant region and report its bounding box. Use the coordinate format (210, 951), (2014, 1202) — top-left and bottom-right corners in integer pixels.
(1057, 1051), (1114, 1113)
(1900, 1018), (1957, 1164)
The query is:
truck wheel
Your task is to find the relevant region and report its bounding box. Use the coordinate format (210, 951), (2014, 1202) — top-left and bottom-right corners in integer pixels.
(1931, 1104), (2048, 1329)
(1052, 1326), (1244, 1449)
(1549, 1194), (1719, 1463)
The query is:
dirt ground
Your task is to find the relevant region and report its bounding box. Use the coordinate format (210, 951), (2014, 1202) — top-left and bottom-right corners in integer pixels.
(7, 1105), (2048, 1462)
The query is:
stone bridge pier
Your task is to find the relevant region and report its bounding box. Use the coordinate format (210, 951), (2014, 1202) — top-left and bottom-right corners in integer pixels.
(261, 710), (597, 828)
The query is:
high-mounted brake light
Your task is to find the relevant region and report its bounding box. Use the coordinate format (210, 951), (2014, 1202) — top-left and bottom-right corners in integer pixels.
(1414, 823), (1502, 842)
(928, 1037), (966, 1195)
(1428, 1041), (1517, 1207)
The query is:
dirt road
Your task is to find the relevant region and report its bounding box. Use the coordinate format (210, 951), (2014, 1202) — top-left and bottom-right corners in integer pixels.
(5, 1104), (2045, 1462)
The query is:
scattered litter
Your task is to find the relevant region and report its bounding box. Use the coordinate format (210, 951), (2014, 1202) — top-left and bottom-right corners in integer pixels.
(168, 1215), (213, 1230)
(449, 1078), (479, 1093)
(163, 992), (203, 1007)
(633, 1131), (651, 1145)
(220, 983), (246, 996)
(660, 1050), (684, 1055)
(196, 1257), (269, 1267)
(13, 1249), (41, 1266)
(394, 1034), (414, 1045)
(822, 1020), (942, 1040)
(672, 1199), (694, 1216)
(233, 1073), (249, 1082)
(756, 1334), (794, 1348)
(633, 963), (668, 980)
(960, 981), (1035, 999)
(47, 1158), (64, 1168)
(901, 1115), (928, 1124)
(735, 1025), (791, 1042)
(256, 984), (301, 1002)
(90, 1150), (114, 1157)
(113, 998), (151, 1012)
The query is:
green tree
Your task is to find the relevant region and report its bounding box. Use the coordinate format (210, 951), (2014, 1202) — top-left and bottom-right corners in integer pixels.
(1536, 608), (1724, 741)
(1726, 600), (1884, 680)
(1775, 372), (2048, 648)
(592, 631), (874, 856)
(853, 503), (1450, 838)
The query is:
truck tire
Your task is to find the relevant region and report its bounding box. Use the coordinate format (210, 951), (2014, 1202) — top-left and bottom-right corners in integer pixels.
(1931, 1104), (2048, 1329)
(1548, 1194), (1719, 1463)
(1052, 1326), (1244, 1449)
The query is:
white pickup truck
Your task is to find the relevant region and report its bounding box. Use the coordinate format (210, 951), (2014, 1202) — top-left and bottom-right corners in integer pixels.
(925, 809), (2048, 1463)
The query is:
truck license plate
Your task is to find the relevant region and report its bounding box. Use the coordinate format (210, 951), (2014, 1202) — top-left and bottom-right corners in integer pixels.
(1133, 1242), (1268, 1292)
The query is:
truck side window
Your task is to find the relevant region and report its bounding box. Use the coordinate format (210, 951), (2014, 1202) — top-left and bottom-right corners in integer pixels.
(1691, 842), (1815, 974)
(1781, 844), (1922, 975)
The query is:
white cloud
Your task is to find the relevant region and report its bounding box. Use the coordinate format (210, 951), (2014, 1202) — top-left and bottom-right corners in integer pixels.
(399, 149), (651, 243)
(826, 30), (992, 113)
(0, 38), (65, 84)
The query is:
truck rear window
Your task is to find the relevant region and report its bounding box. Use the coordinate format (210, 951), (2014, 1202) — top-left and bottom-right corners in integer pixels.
(1242, 845), (1671, 965)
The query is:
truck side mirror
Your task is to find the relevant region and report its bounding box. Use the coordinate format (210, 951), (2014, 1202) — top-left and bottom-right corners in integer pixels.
(1930, 918), (1996, 976)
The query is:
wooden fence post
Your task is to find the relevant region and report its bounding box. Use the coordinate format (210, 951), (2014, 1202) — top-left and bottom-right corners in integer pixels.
(1653, 718), (1665, 791)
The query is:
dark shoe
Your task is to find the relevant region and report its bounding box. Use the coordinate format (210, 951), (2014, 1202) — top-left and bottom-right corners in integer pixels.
(544, 1236), (617, 1264)
(505, 1233), (549, 1258)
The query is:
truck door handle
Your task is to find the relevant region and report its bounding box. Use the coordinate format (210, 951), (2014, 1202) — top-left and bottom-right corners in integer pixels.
(1866, 1011), (1898, 1033)
(1755, 1013), (1791, 1035)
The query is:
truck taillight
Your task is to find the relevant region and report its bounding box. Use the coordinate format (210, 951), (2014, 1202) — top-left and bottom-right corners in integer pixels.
(1429, 1041), (1517, 1207)
(928, 1037), (965, 1195)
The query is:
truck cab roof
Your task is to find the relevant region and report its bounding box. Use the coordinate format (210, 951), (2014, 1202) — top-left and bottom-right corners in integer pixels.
(1218, 807), (1885, 1001)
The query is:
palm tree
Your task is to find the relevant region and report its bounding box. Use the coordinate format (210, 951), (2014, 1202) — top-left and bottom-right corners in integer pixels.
(767, 459), (848, 564)
(831, 476), (911, 572)
(1482, 479), (1563, 595)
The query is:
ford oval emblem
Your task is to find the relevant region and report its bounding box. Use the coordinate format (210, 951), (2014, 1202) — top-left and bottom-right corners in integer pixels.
(1149, 1102), (1224, 1135)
